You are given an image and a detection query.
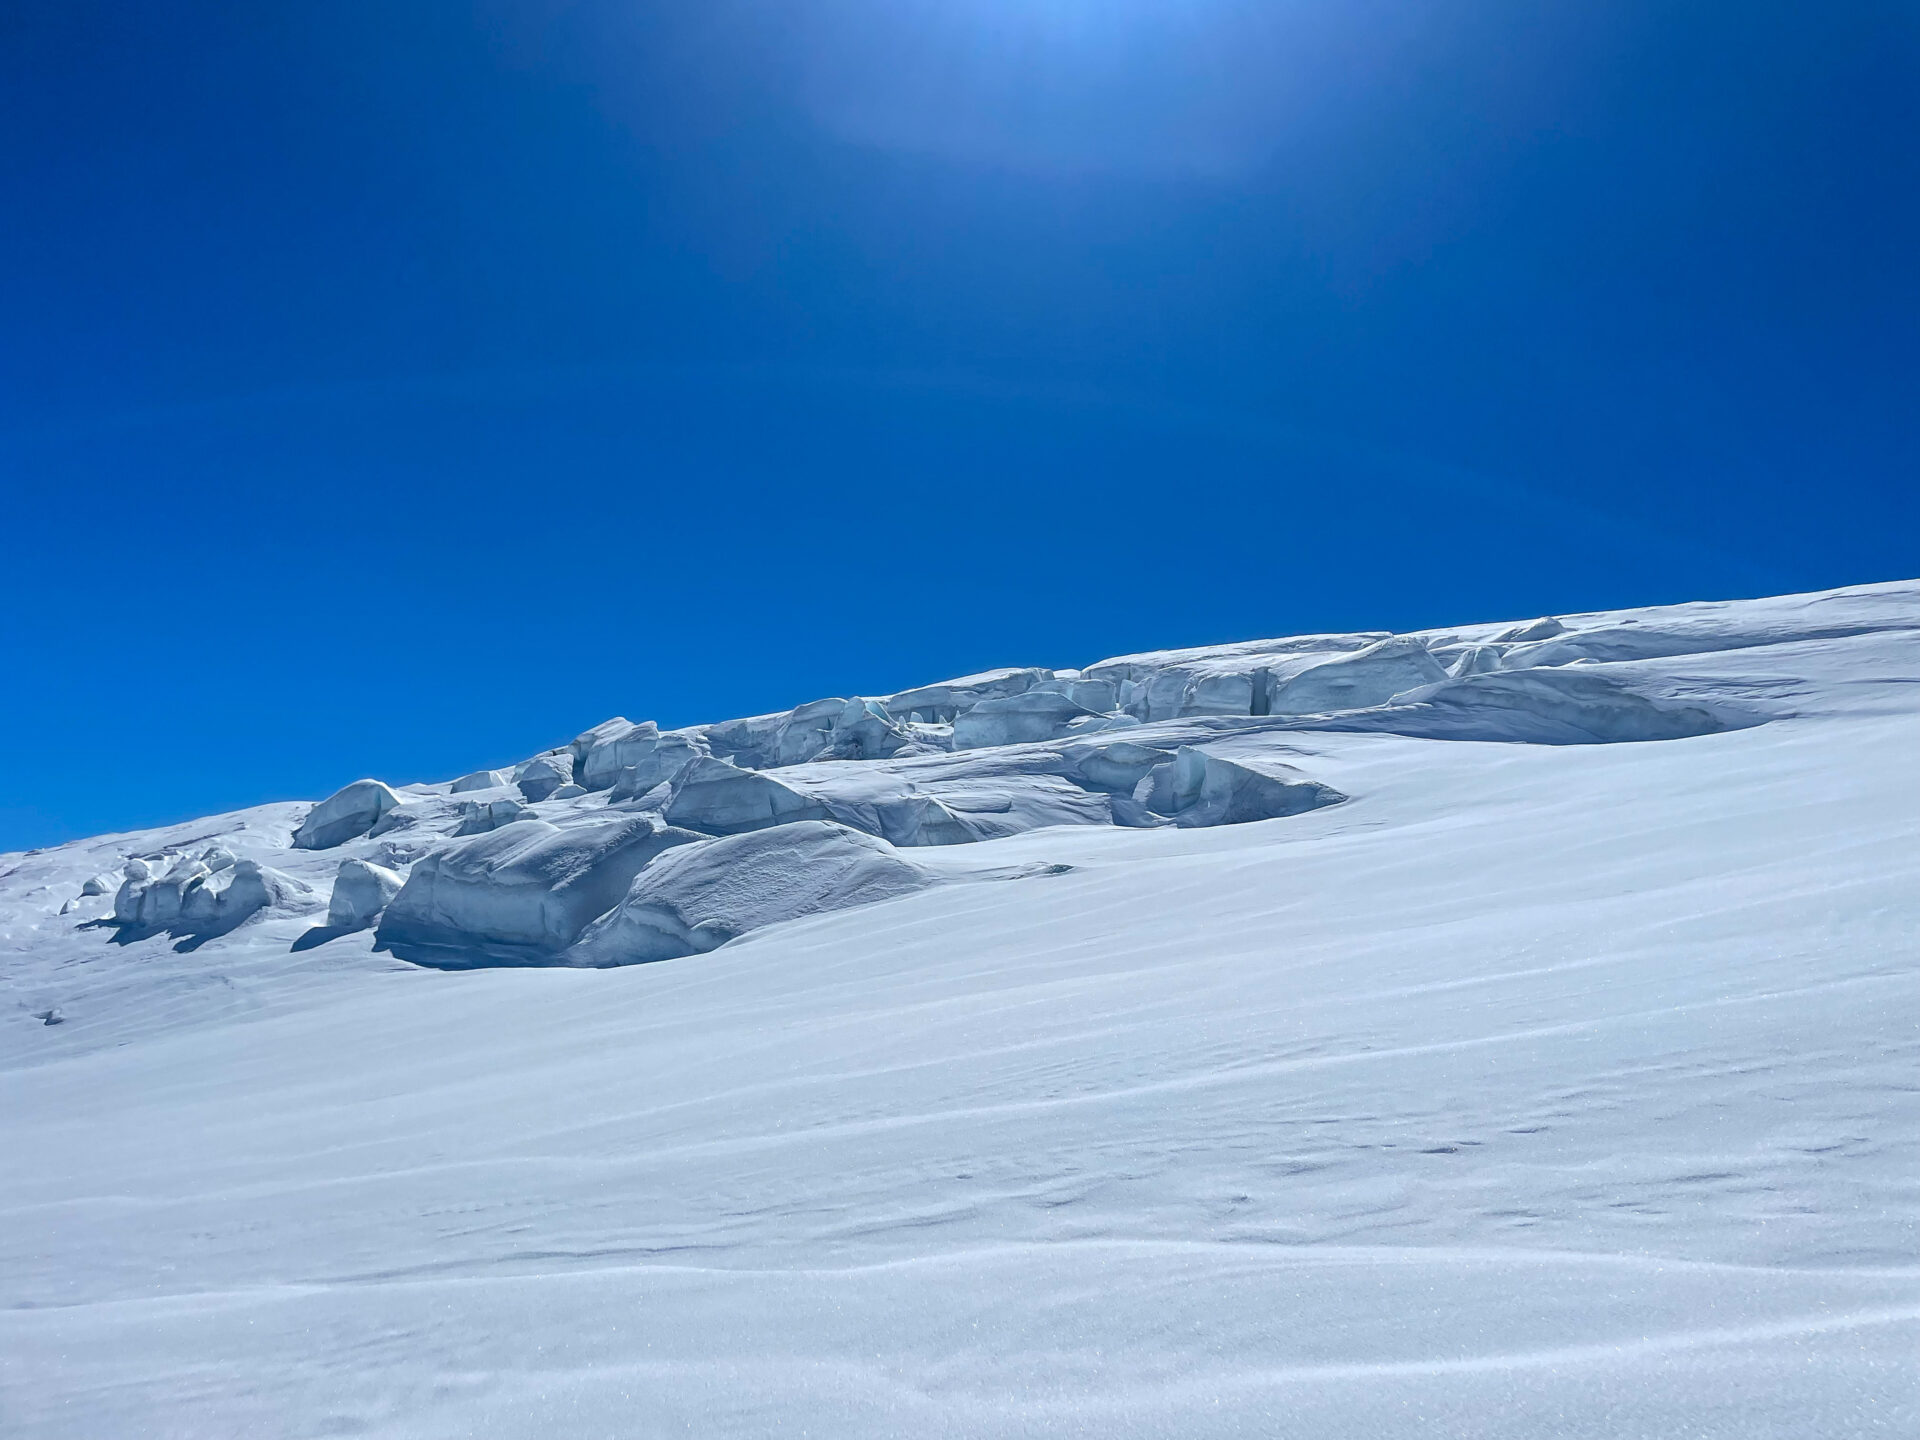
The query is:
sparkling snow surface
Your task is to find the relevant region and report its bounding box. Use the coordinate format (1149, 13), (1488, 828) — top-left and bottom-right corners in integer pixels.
(2, 583), (1917, 1437)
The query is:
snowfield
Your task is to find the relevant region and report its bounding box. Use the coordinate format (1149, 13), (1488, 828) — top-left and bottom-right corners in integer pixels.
(2, 581), (1916, 1438)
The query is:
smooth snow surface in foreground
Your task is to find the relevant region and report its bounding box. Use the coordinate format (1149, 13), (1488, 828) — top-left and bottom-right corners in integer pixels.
(2, 582), (1917, 1437)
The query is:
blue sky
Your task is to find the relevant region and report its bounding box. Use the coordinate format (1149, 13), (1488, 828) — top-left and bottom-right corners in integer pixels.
(3, 1), (1916, 850)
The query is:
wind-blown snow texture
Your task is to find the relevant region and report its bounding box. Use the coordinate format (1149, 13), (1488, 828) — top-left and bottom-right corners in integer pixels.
(2, 582), (1916, 1438)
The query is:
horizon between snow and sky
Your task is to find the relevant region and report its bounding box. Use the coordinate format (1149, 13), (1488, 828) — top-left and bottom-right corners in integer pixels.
(3, 1), (1917, 852)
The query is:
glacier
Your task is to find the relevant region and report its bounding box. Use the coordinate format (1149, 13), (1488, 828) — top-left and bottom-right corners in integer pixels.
(0, 580), (1916, 1437)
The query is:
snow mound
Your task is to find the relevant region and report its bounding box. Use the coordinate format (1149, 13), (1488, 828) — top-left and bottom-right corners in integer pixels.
(952, 690), (1101, 749)
(1493, 615), (1567, 642)
(291, 779), (403, 849)
(114, 852), (314, 938)
(676, 698), (914, 772)
(822, 698), (912, 760)
(325, 859), (403, 931)
(1502, 613), (1908, 669)
(576, 720), (660, 791)
(728, 758), (1113, 846)
(1361, 667), (1746, 744)
(448, 769), (509, 793)
(565, 822), (939, 967)
(1127, 662), (1270, 721)
(112, 854), (203, 928)
(1042, 675), (1120, 713)
(664, 757), (838, 835)
(454, 796), (533, 835)
(1447, 644), (1504, 678)
(884, 667), (1052, 724)
(1135, 747), (1348, 827)
(567, 717), (635, 769)
(768, 699), (847, 767)
(178, 860), (310, 934)
(1269, 636), (1450, 714)
(512, 751), (575, 802)
(587, 726), (706, 797)
(374, 814), (702, 966)
(1061, 737), (1177, 793)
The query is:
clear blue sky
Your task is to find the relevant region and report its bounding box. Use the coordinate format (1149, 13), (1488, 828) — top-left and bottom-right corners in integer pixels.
(4, 1), (1916, 851)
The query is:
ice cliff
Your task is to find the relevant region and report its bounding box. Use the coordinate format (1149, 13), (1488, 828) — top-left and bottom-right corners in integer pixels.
(21, 583), (1896, 976)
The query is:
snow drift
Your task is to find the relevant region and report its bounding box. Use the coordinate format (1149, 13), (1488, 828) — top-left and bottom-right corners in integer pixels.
(1133, 746), (1347, 827)
(291, 779), (402, 849)
(565, 821), (940, 968)
(375, 814), (702, 965)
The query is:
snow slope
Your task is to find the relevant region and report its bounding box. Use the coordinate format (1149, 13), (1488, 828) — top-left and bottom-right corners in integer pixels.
(2, 581), (1916, 1437)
